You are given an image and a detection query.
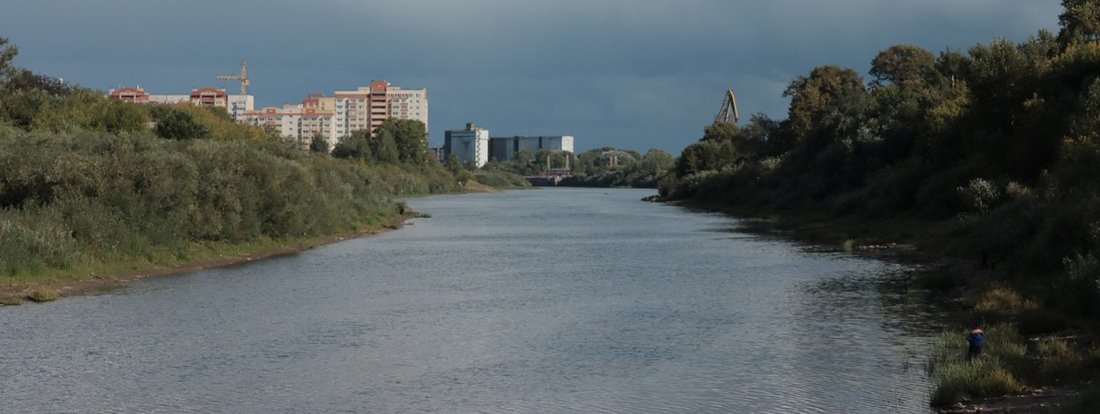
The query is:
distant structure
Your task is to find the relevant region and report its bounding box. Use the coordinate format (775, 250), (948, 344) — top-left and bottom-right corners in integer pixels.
(714, 88), (739, 125)
(332, 81), (428, 138)
(488, 135), (574, 162)
(108, 86), (255, 122)
(107, 86), (150, 103)
(243, 80), (427, 151)
(107, 71), (428, 153)
(444, 123), (490, 168)
(245, 104), (336, 150)
(216, 60), (250, 96)
(429, 146), (445, 162)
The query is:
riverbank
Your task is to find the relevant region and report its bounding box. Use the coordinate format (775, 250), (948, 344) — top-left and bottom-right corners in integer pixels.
(0, 210), (421, 307)
(662, 198), (1097, 411)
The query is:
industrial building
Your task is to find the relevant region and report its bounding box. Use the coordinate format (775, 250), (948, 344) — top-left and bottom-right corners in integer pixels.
(444, 123), (490, 168)
(488, 135), (575, 162)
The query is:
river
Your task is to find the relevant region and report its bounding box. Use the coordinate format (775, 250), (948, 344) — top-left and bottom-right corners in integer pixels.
(1, 188), (943, 413)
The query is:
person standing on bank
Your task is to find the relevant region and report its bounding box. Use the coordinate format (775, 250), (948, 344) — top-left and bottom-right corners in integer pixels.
(967, 324), (985, 360)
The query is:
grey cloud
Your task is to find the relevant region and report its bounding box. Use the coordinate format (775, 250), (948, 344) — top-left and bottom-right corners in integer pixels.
(1, 0), (1063, 152)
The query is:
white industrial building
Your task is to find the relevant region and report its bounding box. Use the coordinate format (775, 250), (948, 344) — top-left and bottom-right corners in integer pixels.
(444, 123), (490, 168)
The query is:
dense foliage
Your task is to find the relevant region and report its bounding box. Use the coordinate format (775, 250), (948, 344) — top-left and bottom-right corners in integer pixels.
(660, 5), (1100, 319)
(560, 147), (675, 188)
(0, 38), (465, 280)
(479, 146), (673, 188)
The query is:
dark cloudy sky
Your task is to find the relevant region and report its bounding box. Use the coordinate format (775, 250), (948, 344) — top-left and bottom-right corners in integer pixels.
(1, 1), (1062, 152)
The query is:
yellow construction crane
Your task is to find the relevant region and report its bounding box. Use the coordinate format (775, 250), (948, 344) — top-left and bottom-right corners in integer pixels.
(714, 88), (739, 125)
(217, 60), (249, 96)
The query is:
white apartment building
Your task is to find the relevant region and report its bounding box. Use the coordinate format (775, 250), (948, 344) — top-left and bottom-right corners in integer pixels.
(333, 88), (372, 138)
(244, 104), (338, 150)
(330, 81), (428, 138)
(227, 95), (255, 122)
(444, 123), (490, 168)
(387, 85), (428, 131)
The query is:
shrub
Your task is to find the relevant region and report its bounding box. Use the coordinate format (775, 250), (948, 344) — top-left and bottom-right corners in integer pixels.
(956, 178), (1001, 213)
(28, 289), (59, 302)
(150, 105), (208, 140)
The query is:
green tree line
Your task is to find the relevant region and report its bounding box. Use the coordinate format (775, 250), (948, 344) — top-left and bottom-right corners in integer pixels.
(560, 147), (675, 188)
(0, 38), (479, 283)
(661, 4), (1100, 315)
(660, 3), (1100, 405)
(476, 146), (675, 188)
(659, 3), (1100, 405)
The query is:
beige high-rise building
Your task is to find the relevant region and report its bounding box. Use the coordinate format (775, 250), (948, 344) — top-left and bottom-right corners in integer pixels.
(387, 84), (428, 132)
(331, 80), (428, 138)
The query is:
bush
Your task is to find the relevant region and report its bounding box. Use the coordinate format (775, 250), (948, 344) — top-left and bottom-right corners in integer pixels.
(956, 178), (1002, 213)
(150, 105), (208, 140)
(27, 289), (59, 302)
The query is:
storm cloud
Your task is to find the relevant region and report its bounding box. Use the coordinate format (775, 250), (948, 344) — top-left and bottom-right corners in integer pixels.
(2, 0), (1062, 151)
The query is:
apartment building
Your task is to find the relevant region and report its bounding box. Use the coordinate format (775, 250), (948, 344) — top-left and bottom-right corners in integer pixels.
(387, 84), (428, 131)
(107, 80), (425, 147)
(243, 104), (338, 149)
(330, 80), (428, 138)
(107, 86), (255, 122)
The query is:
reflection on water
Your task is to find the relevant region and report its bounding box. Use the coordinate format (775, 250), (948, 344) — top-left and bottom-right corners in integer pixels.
(0, 188), (941, 413)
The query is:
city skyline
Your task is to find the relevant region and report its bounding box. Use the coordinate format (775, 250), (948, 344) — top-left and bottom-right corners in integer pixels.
(1, 0), (1062, 152)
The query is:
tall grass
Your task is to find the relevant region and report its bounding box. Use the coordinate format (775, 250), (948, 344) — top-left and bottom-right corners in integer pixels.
(929, 323), (1028, 406)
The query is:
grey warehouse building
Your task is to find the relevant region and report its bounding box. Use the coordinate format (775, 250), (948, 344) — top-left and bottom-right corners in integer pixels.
(488, 135), (575, 162)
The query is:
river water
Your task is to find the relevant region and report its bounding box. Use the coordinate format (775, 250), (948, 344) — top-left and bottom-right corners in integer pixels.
(1, 188), (943, 413)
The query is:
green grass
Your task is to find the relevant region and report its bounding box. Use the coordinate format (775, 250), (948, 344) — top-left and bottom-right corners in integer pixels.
(930, 323), (1029, 406)
(931, 357), (1027, 406)
(27, 289), (59, 302)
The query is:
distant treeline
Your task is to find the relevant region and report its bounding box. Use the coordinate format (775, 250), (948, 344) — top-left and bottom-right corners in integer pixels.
(476, 146), (675, 188)
(0, 37), (487, 280)
(660, 6), (1100, 316)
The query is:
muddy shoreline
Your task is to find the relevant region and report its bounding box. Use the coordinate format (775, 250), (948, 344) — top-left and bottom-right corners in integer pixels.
(0, 212), (418, 306)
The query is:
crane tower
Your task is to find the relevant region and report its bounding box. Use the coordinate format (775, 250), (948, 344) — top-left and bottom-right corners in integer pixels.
(714, 88), (739, 125)
(217, 60), (249, 96)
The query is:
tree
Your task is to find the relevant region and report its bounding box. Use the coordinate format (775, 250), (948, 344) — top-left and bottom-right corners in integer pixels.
(783, 65), (869, 145)
(1059, 0), (1100, 44)
(371, 128), (400, 163)
(150, 105), (207, 140)
(0, 37), (17, 86)
(635, 149), (675, 178)
(870, 45), (936, 86)
(513, 150), (534, 173)
(309, 133), (330, 154)
(444, 153), (464, 175)
(331, 130), (371, 160)
(377, 119), (429, 164)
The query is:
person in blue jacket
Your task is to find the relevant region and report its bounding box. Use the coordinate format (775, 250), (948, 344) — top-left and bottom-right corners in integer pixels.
(967, 324), (985, 360)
